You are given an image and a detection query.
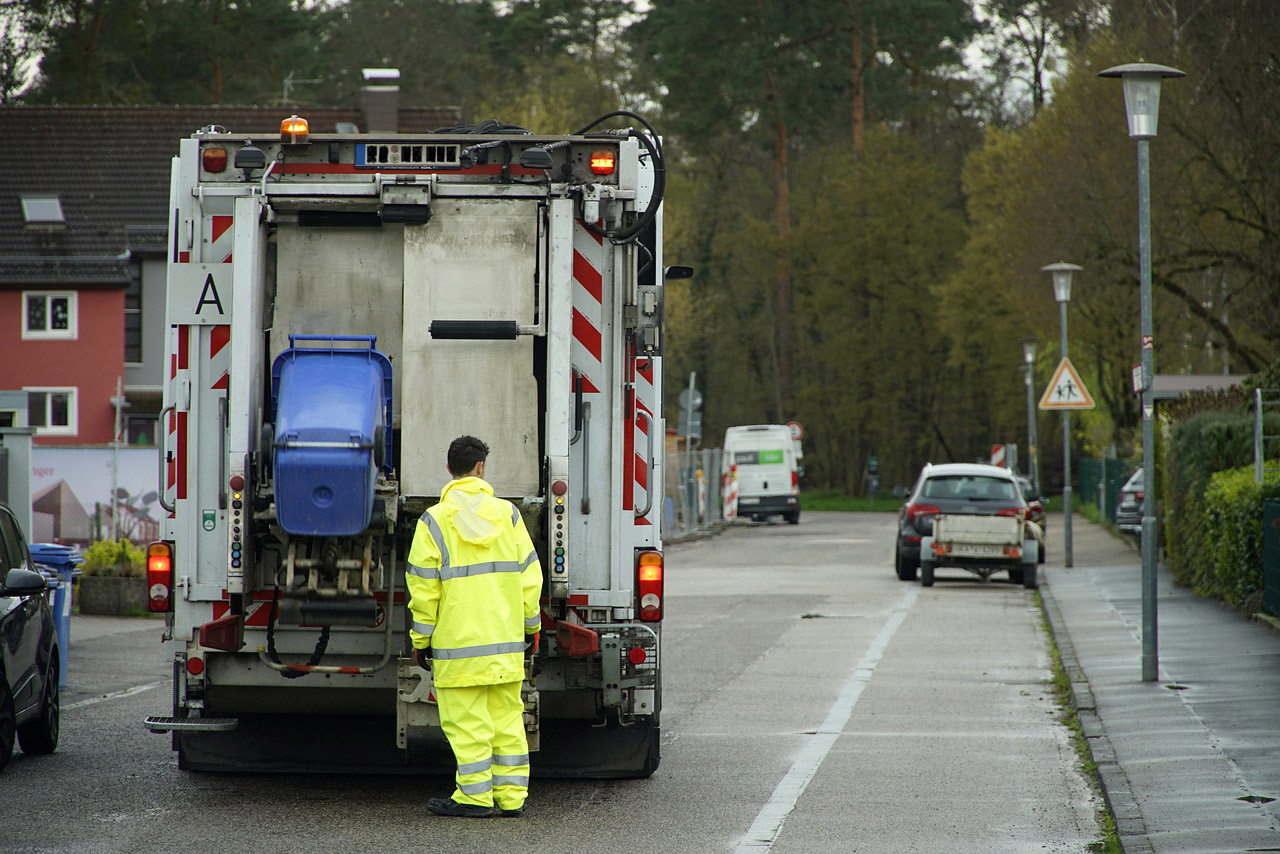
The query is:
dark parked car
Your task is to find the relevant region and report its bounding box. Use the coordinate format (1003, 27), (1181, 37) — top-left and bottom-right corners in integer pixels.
(895, 463), (1040, 581)
(0, 500), (60, 770)
(1115, 469), (1143, 537)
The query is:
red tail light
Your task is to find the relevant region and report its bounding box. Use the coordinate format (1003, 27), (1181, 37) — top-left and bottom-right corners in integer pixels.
(907, 503), (941, 519)
(637, 550), (663, 622)
(590, 149), (616, 175)
(791, 470), (798, 494)
(997, 507), (1027, 519)
(147, 542), (173, 612)
(1136, 491), (1144, 501)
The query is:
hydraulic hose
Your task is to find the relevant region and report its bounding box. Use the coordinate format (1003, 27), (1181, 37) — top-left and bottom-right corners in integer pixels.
(265, 585), (331, 679)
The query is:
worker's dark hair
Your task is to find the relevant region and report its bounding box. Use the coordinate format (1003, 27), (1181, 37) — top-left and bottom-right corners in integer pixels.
(447, 435), (490, 476)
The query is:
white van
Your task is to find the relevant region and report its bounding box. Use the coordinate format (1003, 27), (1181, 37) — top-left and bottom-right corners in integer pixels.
(722, 424), (802, 523)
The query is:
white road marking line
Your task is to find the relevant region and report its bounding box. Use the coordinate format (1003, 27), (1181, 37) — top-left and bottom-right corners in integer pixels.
(734, 585), (919, 853)
(64, 680), (165, 711)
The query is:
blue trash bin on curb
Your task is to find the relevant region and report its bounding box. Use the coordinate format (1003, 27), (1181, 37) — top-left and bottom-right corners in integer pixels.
(30, 544), (80, 690)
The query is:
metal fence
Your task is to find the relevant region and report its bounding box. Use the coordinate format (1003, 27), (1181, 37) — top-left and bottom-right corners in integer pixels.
(1255, 388), (1280, 483)
(663, 447), (723, 537)
(1078, 455), (1130, 524)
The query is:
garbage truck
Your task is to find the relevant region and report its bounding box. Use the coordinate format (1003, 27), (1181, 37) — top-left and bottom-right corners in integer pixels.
(143, 111), (684, 777)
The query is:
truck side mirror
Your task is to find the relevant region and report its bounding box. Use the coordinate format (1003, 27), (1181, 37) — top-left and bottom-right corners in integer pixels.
(664, 265), (693, 280)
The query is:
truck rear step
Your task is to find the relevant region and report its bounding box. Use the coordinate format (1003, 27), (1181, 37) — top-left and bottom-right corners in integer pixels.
(145, 715), (238, 733)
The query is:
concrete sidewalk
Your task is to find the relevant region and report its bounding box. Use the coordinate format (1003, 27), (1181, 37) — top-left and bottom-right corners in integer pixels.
(71, 613), (165, 642)
(1040, 513), (1280, 853)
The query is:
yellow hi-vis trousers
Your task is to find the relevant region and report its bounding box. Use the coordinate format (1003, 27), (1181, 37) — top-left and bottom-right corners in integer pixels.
(435, 680), (530, 809)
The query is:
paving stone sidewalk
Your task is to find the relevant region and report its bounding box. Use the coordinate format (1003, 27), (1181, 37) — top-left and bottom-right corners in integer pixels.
(1040, 514), (1280, 853)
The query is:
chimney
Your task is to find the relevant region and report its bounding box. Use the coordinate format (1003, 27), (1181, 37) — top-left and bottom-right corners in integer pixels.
(361, 68), (401, 132)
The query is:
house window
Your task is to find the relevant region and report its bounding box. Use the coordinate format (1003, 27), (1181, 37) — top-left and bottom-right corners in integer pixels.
(20, 194), (65, 225)
(125, 414), (157, 446)
(22, 292), (78, 340)
(125, 268), (142, 363)
(25, 388), (77, 437)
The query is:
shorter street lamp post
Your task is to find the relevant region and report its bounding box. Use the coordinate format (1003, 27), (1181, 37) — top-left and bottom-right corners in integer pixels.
(1099, 61), (1184, 682)
(1020, 338), (1040, 495)
(1042, 262), (1082, 568)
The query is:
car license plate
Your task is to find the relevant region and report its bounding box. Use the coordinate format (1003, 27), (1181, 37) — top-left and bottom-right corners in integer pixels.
(951, 544), (1003, 557)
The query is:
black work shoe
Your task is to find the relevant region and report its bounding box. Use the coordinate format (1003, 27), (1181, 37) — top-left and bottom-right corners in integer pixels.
(498, 806), (525, 817)
(427, 797), (498, 818)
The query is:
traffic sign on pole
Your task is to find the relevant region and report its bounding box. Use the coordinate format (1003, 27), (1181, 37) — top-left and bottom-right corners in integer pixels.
(1038, 357), (1096, 410)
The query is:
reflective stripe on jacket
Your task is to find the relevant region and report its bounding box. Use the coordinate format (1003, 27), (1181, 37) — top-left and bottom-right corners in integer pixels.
(406, 476), (543, 688)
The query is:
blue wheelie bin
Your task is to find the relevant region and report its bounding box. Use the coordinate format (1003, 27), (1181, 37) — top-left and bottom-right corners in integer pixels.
(30, 543), (80, 690)
(270, 335), (393, 537)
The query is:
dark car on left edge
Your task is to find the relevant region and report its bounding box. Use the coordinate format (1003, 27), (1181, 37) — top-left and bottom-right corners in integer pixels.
(0, 499), (60, 770)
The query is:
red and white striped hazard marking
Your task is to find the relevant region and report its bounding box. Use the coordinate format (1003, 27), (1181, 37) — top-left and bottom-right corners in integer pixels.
(632, 357), (656, 528)
(571, 220), (604, 395)
(177, 214), (234, 264)
(209, 324), (230, 391)
(723, 472), (739, 521)
(166, 326), (191, 513)
(214, 600), (274, 628)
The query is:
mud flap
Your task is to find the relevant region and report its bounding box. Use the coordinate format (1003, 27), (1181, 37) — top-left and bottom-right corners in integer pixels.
(535, 718), (660, 779)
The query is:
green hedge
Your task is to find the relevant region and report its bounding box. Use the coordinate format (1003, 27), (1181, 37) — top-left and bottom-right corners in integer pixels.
(1194, 468), (1280, 606)
(1164, 410), (1280, 589)
(81, 538), (145, 578)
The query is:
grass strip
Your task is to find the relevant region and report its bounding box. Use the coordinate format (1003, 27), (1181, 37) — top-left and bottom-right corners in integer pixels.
(1039, 595), (1123, 854)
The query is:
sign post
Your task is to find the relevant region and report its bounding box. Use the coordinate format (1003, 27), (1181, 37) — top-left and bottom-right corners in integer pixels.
(1039, 354), (1094, 568)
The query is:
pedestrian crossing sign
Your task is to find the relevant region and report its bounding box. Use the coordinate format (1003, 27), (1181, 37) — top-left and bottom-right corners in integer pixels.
(1039, 357), (1095, 410)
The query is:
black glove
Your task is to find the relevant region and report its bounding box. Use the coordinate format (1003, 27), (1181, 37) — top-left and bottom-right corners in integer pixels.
(416, 646), (432, 668)
(524, 632), (540, 654)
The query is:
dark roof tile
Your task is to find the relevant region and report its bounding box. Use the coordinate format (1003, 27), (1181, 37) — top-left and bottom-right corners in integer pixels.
(0, 104), (461, 286)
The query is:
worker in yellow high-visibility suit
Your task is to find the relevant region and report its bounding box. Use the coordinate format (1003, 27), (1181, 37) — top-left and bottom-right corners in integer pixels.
(406, 435), (543, 818)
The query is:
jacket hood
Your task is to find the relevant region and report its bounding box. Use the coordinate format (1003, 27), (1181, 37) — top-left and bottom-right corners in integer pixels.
(439, 477), (506, 546)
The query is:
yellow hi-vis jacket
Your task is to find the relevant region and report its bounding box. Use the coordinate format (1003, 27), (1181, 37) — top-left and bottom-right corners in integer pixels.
(406, 476), (543, 688)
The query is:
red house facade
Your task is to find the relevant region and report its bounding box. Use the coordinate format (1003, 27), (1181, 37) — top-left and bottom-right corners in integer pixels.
(1, 286), (126, 445)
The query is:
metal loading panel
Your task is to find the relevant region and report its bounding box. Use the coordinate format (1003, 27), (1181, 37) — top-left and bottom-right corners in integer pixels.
(272, 224), (407, 419)
(400, 198), (540, 499)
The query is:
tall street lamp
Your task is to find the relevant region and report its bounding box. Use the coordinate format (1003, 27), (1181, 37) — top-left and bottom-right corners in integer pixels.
(1020, 338), (1040, 495)
(1042, 262), (1082, 568)
(1100, 61), (1184, 683)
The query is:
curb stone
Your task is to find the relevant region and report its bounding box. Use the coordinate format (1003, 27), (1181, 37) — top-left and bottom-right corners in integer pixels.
(1252, 610), (1280, 636)
(1040, 573), (1153, 854)
(664, 522), (729, 545)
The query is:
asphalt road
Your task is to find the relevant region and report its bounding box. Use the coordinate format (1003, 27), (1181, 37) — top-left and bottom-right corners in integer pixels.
(5, 512), (1101, 853)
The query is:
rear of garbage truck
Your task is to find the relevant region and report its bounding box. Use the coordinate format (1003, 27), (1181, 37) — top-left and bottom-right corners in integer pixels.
(144, 113), (674, 777)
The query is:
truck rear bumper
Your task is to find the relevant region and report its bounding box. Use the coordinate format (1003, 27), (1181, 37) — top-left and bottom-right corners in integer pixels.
(172, 713), (659, 778)
(735, 495), (798, 517)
